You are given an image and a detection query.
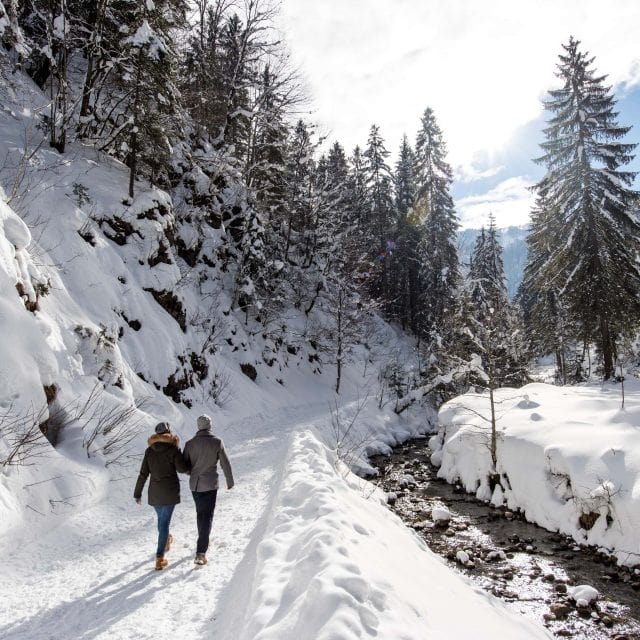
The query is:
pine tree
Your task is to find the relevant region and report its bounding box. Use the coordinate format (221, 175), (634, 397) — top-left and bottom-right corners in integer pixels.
(413, 107), (460, 346)
(325, 142), (350, 218)
(180, 0), (232, 138)
(46, 0), (69, 152)
(468, 217), (527, 386)
(76, 0), (123, 138)
(529, 37), (640, 379)
(469, 217), (508, 313)
(70, 0), (187, 197)
(248, 64), (289, 221)
(345, 146), (369, 228)
(333, 146), (371, 290)
(320, 142), (352, 273)
(520, 195), (576, 382)
(393, 135), (421, 331)
(363, 124), (395, 305)
(281, 120), (316, 262)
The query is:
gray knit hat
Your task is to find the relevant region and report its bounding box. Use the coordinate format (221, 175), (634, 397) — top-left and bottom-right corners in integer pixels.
(155, 421), (170, 434)
(197, 414), (212, 430)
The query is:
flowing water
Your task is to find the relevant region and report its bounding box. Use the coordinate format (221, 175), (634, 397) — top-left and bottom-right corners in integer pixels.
(369, 438), (640, 639)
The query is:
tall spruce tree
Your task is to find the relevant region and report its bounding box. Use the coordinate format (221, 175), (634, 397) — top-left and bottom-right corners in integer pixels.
(248, 65), (289, 221)
(529, 37), (640, 379)
(393, 135), (421, 331)
(334, 146), (371, 290)
(363, 125), (395, 305)
(413, 107), (460, 346)
(520, 194), (576, 381)
(469, 217), (527, 386)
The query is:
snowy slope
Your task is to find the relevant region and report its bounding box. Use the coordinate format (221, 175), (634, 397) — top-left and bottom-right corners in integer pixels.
(0, 66), (553, 639)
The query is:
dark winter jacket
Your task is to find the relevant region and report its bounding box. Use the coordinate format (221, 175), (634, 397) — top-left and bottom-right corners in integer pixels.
(134, 433), (188, 506)
(183, 429), (234, 492)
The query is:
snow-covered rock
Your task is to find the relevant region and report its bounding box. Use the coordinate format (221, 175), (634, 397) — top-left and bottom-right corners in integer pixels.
(568, 584), (599, 605)
(432, 505), (452, 523)
(456, 549), (471, 565)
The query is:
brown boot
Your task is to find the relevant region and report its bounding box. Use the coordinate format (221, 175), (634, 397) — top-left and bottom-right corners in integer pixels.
(165, 534), (173, 553)
(194, 553), (207, 565)
(155, 555), (168, 570)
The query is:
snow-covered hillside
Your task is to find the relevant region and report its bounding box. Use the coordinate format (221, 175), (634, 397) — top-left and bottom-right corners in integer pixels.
(0, 64), (556, 639)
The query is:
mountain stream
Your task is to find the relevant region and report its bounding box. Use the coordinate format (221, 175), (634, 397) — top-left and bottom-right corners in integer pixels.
(369, 438), (640, 640)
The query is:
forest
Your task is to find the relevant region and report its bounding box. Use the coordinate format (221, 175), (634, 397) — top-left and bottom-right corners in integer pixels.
(1, 0), (639, 402)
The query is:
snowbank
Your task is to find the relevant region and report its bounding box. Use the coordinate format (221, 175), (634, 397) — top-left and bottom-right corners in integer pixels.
(216, 429), (551, 640)
(432, 381), (640, 567)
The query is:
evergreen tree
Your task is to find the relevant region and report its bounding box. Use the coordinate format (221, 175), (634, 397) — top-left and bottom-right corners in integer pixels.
(248, 64), (289, 221)
(363, 124), (395, 305)
(180, 0), (232, 138)
(325, 142), (350, 218)
(345, 146), (369, 228)
(529, 37), (640, 379)
(277, 121), (337, 274)
(281, 120), (316, 262)
(413, 107), (460, 346)
(334, 146), (371, 290)
(469, 217), (527, 386)
(520, 195), (575, 382)
(393, 135), (420, 331)
(75, 0), (125, 139)
(320, 142), (351, 271)
(121, 0), (186, 197)
(469, 217), (508, 312)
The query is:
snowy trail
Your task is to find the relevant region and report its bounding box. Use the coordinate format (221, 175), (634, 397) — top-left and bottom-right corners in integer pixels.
(0, 402), (332, 640)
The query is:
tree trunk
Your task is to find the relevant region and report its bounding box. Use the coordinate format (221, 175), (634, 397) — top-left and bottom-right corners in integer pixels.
(335, 288), (343, 394)
(600, 316), (614, 380)
(79, 0), (107, 124)
(128, 56), (143, 199)
(128, 128), (137, 199)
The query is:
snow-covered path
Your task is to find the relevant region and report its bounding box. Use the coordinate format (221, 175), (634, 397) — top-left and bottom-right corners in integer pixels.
(0, 404), (323, 640)
(2, 397), (552, 640)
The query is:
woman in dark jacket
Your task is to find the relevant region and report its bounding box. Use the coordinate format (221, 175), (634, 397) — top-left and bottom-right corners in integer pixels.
(134, 421), (188, 570)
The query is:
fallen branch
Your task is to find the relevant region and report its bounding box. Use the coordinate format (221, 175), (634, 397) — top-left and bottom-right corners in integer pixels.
(394, 357), (487, 415)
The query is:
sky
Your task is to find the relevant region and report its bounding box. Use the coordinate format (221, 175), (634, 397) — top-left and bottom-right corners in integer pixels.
(278, 0), (640, 229)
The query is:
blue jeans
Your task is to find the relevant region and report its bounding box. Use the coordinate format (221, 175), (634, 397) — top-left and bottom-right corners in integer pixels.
(153, 505), (175, 557)
(192, 490), (218, 554)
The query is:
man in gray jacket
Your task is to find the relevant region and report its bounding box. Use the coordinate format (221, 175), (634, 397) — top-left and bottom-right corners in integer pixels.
(183, 414), (234, 565)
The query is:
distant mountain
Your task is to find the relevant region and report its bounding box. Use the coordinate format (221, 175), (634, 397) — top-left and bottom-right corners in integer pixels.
(458, 225), (529, 298)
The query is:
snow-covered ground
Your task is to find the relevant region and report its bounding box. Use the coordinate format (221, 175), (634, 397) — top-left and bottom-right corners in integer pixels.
(1, 396), (552, 640)
(431, 380), (640, 568)
(0, 66), (557, 639)
(0, 52), (640, 640)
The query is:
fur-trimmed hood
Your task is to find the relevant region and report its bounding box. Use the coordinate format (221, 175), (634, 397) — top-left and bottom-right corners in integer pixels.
(148, 433), (180, 448)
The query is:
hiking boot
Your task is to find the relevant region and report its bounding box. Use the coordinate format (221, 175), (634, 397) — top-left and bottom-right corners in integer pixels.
(194, 553), (207, 565)
(155, 555), (168, 570)
(165, 534), (173, 552)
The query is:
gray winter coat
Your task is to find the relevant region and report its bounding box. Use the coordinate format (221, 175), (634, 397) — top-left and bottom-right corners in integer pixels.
(183, 429), (234, 492)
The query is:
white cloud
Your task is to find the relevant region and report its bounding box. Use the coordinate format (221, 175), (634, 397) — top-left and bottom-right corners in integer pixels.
(455, 176), (535, 229)
(279, 0), (640, 167)
(455, 164), (504, 183)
